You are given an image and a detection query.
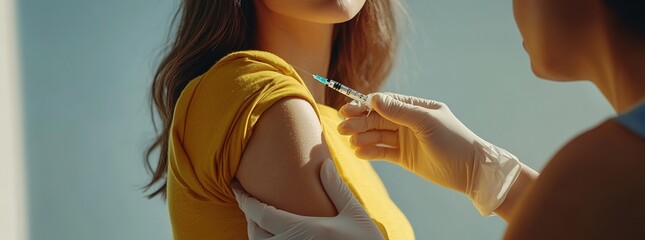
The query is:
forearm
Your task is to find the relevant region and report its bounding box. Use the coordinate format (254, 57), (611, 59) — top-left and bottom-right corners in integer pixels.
(495, 163), (539, 221)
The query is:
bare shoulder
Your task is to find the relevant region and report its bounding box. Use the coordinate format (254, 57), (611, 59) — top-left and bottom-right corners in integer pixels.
(506, 120), (645, 239)
(235, 97), (337, 217)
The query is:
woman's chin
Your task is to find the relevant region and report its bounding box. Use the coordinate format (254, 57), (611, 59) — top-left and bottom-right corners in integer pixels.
(530, 62), (581, 82)
(307, 6), (362, 24)
(262, 0), (365, 25)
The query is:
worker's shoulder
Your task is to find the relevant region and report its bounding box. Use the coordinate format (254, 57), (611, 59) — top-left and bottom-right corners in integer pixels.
(541, 119), (645, 200)
(548, 119), (645, 179)
(510, 119), (645, 239)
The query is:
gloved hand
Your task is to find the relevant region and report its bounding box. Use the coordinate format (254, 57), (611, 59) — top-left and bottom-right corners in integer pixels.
(338, 92), (521, 216)
(231, 158), (384, 240)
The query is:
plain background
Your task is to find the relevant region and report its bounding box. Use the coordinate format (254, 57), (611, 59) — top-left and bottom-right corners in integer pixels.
(18, 0), (614, 239)
(1, 0), (27, 238)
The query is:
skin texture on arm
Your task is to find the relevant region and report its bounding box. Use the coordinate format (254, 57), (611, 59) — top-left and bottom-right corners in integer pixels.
(235, 97), (337, 217)
(504, 120), (645, 239)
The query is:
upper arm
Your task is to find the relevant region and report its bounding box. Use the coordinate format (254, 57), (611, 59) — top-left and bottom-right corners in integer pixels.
(505, 121), (645, 239)
(235, 97), (337, 217)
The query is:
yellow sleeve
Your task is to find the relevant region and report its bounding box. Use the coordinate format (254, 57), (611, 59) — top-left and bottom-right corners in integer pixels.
(168, 51), (318, 204)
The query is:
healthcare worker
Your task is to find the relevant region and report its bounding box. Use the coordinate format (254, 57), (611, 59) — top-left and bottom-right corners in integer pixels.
(232, 0), (645, 238)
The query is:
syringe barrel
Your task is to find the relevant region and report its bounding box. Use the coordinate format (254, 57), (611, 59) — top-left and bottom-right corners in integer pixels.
(327, 80), (369, 104)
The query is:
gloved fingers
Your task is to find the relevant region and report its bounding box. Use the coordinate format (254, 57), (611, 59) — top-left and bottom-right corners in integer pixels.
(231, 181), (272, 223)
(319, 158), (360, 213)
(231, 180), (251, 205)
(231, 181), (304, 234)
(349, 130), (399, 149)
(339, 100), (370, 118)
(381, 92), (444, 110)
(247, 220), (274, 239)
(354, 146), (400, 162)
(320, 159), (380, 237)
(370, 93), (434, 133)
(337, 112), (399, 135)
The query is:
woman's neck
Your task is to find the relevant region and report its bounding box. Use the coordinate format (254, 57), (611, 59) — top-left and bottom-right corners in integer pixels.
(591, 34), (645, 113)
(254, 2), (334, 104)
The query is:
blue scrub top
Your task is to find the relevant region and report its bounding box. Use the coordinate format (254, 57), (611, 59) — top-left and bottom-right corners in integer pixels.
(615, 101), (645, 139)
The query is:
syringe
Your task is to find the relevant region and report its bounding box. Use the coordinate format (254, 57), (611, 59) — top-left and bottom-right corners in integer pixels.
(311, 74), (372, 109)
(291, 65), (372, 109)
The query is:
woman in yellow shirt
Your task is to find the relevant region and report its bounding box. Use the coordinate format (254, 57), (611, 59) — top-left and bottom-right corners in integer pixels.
(143, 0), (414, 239)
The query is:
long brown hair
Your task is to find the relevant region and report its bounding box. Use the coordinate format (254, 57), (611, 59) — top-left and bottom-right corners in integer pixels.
(144, 0), (401, 199)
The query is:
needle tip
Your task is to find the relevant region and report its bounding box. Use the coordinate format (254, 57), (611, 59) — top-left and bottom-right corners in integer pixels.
(313, 74), (328, 84)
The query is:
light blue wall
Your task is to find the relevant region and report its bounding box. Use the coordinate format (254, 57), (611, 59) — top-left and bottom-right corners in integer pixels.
(19, 0), (614, 239)
(19, 0), (173, 239)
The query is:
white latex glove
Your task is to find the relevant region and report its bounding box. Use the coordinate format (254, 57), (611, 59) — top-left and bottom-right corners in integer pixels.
(230, 158), (384, 240)
(338, 92), (521, 215)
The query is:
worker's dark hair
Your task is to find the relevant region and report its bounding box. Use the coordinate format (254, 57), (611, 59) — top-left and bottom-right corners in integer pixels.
(604, 0), (645, 37)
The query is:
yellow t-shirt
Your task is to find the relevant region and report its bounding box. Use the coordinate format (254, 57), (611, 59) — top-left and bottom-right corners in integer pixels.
(167, 50), (414, 239)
